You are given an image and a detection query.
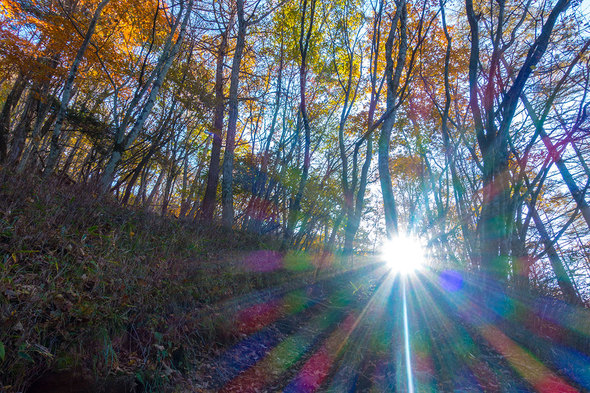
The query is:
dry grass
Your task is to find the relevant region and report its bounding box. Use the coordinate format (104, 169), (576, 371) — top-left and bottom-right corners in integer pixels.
(0, 172), (313, 392)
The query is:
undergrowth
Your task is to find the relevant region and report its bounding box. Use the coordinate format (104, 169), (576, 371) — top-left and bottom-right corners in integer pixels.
(0, 172), (317, 392)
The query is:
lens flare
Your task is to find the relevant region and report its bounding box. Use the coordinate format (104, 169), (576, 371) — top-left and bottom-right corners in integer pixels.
(380, 234), (427, 274)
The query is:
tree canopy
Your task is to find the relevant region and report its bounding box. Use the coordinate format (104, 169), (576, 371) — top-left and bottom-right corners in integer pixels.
(1, 0), (589, 302)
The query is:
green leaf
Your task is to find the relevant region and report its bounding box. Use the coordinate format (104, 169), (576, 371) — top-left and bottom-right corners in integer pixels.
(0, 341), (5, 361)
(18, 350), (32, 362)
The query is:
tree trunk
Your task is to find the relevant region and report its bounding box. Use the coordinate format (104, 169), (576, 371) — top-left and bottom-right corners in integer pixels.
(246, 34), (284, 233)
(529, 204), (583, 306)
(145, 167), (165, 209)
(60, 134), (83, 176)
(438, 0), (475, 264)
(465, 0), (571, 281)
(200, 17), (232, 222)
(221, 0), (246, 228)
(137, 164), (151, 206)
(45, 0), (111, 175)
(314, 213), (343, 281)
(161, 141), (179, 216)
(178, 151), (190, 217)
(284, 0), (316, 246)
(0, 75), (26, 163)
(378, 0), (407, 237)
(100, 0), (192, 192)
(181, 159), (205, 218)
(342, 2), (382, 255)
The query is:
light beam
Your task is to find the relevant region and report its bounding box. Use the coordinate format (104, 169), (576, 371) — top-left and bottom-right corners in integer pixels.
(402, 280), (415, 393)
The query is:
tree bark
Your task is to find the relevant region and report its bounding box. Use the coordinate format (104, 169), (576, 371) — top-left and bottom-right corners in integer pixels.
(201, 14), (233, 222)
(221, 0), (247, 228)
(378, 0), (407, 237)
(45, 0), (111, 175)
(529, 204), (583, 306)
(145, 166), (165, 209)
(0, 75), (26, 163)
(100, 0), (193, 192)
(284, 0), (317, 246)
(465, 0), (572, 281)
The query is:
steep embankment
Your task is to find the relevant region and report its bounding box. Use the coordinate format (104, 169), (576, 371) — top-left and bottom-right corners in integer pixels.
(0, 174), (319, 392)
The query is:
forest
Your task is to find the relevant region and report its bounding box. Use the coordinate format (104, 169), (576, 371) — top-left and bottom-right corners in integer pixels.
(0, 0), (589, 391)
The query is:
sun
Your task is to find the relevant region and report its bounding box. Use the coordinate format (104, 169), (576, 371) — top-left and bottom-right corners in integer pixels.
(380, 233), (427, 275)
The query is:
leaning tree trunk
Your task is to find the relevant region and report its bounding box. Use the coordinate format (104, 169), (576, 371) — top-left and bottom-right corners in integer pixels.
(0, 75), (26, 163)
(465, 0), (571, 281)
(7, 90), (37, 166)
(45, 0), (111, 176)
(529, 203), (583, 306)
(99, 0), (192, 193)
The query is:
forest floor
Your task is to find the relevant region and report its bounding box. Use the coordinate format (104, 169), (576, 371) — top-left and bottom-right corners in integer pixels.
(1, 175), (589, 392)
(191, 263), (590, 392)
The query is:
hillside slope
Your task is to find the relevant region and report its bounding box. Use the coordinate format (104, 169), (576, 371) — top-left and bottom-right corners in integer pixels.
(0, 174), (320, 392)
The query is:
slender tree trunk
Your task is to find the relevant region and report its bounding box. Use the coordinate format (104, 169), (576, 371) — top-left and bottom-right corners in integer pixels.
(314, 212), (343, 280)
(145, 167), (165, 209)
(161, 168), (177, 216)
(343, 82), (375, 255)
(0, 75), (26, 163)
(77, 146), (95, 183)
(45, 0), (111, 175)
(121, 166), (142, 205)
(378, 0), (407, 237)
(439, 1), (474, 263)
(342, 2), (382, 254)
(19, 65), (61, 173)
(511, 208), (531, 291)
(178, 152), (190, 216)
(338, 57), (358, 256)
(120, 120), (172, 205)
(161, 140), (179, 216)
(285, 0), (316, 246)
(247, 34), (284, 233)
(465, 0), (571, 281)
(8, 89), (38, 166)
(100, 0), (192, 192)
(181, 160), (205, 218)
(529, 204), (583, 305)
(201, 17), (232, 222)
(221, 0), (246, 228)
(137, 165), (151, 206)
(60, 134), (83, 176)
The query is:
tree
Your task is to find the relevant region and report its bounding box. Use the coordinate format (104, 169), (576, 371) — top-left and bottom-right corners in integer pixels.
(220, 0), (247, 228)
(44, 0), (111, 175)
(99, 0), (194, 192)
(284, 0), (318, 245)
(465, 0), (573, 281)
(200, 0), (235, 222)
